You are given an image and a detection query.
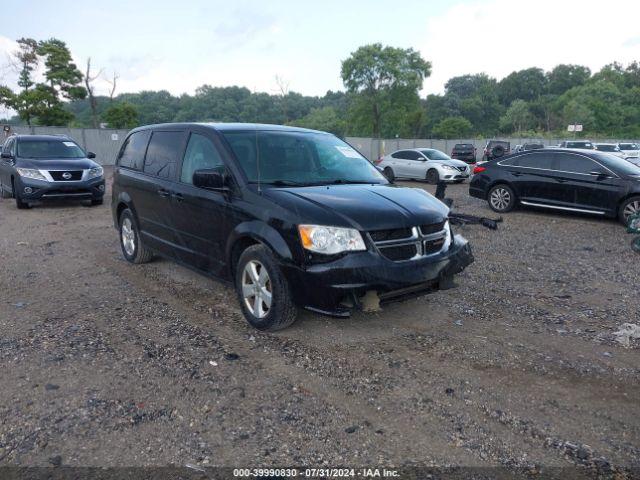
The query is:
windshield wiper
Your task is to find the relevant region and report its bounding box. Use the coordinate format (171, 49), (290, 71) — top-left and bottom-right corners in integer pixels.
(251, 180), (311, 187)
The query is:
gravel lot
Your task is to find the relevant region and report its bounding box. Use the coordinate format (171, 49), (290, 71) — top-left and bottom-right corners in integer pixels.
(0, 168), (638, 476)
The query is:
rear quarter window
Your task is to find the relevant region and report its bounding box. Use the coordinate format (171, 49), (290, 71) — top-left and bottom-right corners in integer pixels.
(143, 131), (185, 179)
(118, 130), (150, 170)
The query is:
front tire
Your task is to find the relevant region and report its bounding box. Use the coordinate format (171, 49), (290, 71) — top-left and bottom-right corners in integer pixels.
(488, 184), (516, 213)
(235, 245), (297, 331)
(119, 209), (153, 264)
(632, 237), (640, 254)
(619, 196), (640, 225)
(426, 169), (439, 185)
(383, 167), (395, 182)
(13, 182), (31, 209)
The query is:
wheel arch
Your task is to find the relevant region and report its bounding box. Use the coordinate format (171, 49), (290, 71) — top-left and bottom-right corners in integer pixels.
(226, 221), (294, 279)
(114, 192), (138, 228)
(486, 179), (518, 200)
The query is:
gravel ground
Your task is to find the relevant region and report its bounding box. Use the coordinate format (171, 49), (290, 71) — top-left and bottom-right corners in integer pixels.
(0, 168), (638, 477)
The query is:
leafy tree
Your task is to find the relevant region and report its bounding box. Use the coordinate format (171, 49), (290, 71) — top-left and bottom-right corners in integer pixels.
(432, 117), (472, 139)
(499, 99), (533, 134)
(290, 106), (346, 137)
(102, 102), (138, 128)
(497, 67), (547, 105)
(547, 64), (591, 95)
(37, 39), (86, 102)
(341, 43), (431, 140)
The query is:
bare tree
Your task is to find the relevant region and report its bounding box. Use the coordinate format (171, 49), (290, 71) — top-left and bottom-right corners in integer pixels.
(275, 74), (290, 122)
(85, 57), (103, 128)
(106, 71), (119, 103)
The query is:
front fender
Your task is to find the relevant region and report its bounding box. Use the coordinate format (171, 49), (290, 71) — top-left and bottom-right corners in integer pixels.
(226, 220), (295, 264)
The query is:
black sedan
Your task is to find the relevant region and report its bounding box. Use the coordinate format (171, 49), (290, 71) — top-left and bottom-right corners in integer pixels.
(0, 135), (105, 209)
(469, 148), (640, 224)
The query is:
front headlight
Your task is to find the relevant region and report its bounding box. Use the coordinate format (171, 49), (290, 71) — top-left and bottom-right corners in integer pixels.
(298, 225), (366, 255)
(87, 166), (103, 179)
(16, 168), (48, 181)
(441, 165), (457, 170)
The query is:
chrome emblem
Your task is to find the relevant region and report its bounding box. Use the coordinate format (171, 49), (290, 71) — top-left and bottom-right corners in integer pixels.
(62, 172), (72, 180)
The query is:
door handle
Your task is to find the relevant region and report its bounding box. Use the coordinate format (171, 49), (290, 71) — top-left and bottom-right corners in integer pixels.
(556, 178), (568, 183)
(157, 188), (171, 198)
(172, 192), (184, 202)
(510, 172), (523, 177)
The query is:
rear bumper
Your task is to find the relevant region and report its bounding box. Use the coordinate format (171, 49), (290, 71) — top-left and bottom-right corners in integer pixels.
(281, 235), (473, 315)
(15, 176), (105, 201)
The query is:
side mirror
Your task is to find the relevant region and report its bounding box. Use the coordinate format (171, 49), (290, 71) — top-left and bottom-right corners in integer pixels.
(589, 170), (609, 179)
(87, 152), (96, 159)
(193, 169), (227, 190)
(1, 152), (13, 159)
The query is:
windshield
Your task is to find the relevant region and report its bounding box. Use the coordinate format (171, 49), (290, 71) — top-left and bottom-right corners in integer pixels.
(421, 149), (451, 160)
(594, 153), (640, 176)
(221, 130), (386, 185)
(17, 140), (85, 159)
(595, 145), (618, 152)
(619, 143), (639, 150)
(566, 141), (593, 149)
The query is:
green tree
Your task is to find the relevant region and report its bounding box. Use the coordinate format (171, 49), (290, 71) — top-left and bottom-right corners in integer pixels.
(37, 39), (86, 101)
(499, 99), (533, 134)
(289, 106), (346, 137)
(432, 117), (472, 139)
(341, 43), (431, 140)
(546, 64), (591, 95)
(102, 102), (138, 128)
(497, 67), (547, 105)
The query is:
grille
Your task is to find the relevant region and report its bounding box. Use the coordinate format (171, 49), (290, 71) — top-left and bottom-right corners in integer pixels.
(369, 227), (412, 242)
(456, 166), (467, 172)
(50, 170), (83, 181)
(420, 221), (446, 236)
(379, 244), (417, 261)
(424, 237), (446, 255)
(369, 222), (449, 262)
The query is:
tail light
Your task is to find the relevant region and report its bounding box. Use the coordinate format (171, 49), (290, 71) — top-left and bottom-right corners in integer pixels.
(473, 165), (486, 174)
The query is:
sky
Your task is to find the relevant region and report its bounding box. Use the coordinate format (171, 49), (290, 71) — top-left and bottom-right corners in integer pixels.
(1, 0), (640, 106)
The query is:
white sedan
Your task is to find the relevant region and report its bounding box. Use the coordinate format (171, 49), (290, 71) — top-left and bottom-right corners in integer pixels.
(377, 148), (471, 184)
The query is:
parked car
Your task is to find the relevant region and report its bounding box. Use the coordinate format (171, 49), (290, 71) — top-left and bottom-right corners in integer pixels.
(618, 142), (640, 158)
(558, 140), (594, 149)
(0, 134), (105, 209)
(112, 123), (474, 331)
(521, 142), (544, 151)
(594, 143), (625, 158)
(469, 148), (640, 224)
(482, 140), (510, 161)
(377, 148), (471, 184)
(450, 143), (477, 164)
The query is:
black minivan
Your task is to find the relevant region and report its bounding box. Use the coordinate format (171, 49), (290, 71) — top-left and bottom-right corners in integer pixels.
(111, 123), (473, 330)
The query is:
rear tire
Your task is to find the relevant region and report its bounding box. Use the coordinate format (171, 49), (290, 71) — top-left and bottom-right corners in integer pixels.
(383, 167), (395, 182)
(488, 184), (516, 213)
(119, 209), (153, 264)
(426, 169), (439, 185)
(235, 244), (297, 331)
(619, 196), (640, 225)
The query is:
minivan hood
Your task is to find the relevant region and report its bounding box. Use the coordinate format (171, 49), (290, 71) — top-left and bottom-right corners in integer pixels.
(264, 184), (449, 231)
(17, 158), (97, 170)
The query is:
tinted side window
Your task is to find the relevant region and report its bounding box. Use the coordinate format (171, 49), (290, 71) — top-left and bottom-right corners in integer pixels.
(144, 131), (184, 179)
(118, 131), (150, 170)
(552, 153), (598, 174)
(405, 151), (423, 161)
(180, 133), (224, 184)
(391, 151), (409, 159)
(512, 152), (553, 170)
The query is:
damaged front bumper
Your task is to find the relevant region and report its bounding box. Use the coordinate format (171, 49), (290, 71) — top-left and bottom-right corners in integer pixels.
(282, 235), (473, 317)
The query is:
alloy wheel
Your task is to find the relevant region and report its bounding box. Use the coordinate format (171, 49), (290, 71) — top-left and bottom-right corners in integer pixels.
(242, 260), (272, 319)
(623, 200), (640, 222)
(121, 218), (136, 256)
(490, 187), (511, 211)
